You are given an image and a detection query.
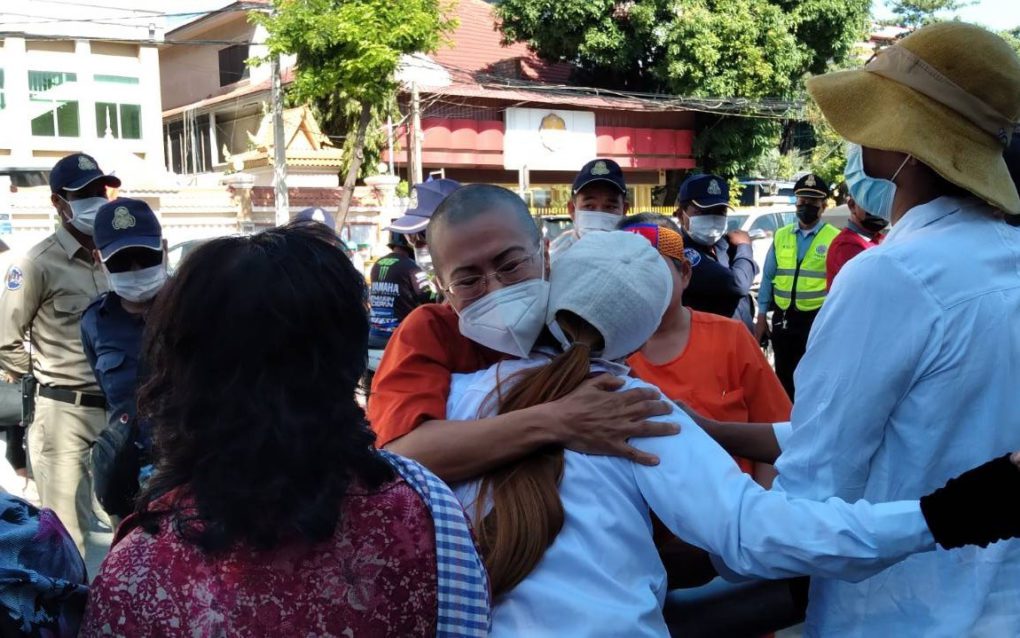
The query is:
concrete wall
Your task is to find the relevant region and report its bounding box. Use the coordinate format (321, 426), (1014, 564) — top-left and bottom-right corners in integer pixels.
(159, 19), (260, 111)
(159, 16), (296, 112)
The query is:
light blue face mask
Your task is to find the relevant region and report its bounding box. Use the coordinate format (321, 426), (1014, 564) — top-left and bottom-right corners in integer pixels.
(844, 143), (911, 222)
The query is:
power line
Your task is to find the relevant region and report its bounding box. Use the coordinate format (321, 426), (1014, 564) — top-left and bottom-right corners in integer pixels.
(401, 58), (807, 120)
(0, 4), (263, 28)
(29, 0), (166, 14)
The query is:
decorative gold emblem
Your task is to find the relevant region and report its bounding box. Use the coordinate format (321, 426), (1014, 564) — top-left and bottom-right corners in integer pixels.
(112, 206), (136, 230)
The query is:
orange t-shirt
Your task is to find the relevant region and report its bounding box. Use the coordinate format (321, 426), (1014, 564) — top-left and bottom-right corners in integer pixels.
(627, 310), (791, 426)
(368, 304), (503, 447)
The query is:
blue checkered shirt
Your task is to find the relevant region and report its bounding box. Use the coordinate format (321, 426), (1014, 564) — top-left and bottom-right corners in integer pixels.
(380, 450), (491, 637)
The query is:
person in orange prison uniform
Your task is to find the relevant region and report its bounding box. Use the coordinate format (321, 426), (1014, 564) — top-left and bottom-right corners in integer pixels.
(620, 214), (791, 485)
(369, 303), (502, 449)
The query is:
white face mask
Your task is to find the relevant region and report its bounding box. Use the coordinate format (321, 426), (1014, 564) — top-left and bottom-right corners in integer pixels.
(104, 261), (167, 303)
(456, 277), (550, 358)
(65, 197), (107, 236)
(687, 214), (727, 246)
(575, 210), (621, 236)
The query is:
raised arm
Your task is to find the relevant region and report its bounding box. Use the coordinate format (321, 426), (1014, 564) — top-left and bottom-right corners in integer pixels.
(389, 375), (675, 483)
(632, 405), (936, 582)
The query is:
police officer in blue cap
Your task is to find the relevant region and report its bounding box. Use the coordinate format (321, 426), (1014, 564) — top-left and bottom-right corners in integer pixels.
(675, 174), (758, 331)
(81, 198), (167, 517)
(0, 153), (119, 552)
(549, 159), (631, 263)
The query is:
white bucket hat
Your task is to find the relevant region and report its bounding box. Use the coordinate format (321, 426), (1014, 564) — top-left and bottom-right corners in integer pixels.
(548, 231), (673, 361)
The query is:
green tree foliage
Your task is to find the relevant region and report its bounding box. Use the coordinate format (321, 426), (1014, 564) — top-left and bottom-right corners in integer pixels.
(254, 0), (455, 222)
(303, 94), (395, 183)
(496, 0), (870, 177)
(754, 148), (808, 181)
(999, 28), (1020, 57)
(806, 101), (847, 190)
(886, 0), (975, 30)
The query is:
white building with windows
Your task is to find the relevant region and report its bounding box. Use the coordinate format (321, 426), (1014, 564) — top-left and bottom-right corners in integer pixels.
(0, 1), (166, 172)
(0, 1), (168, 250)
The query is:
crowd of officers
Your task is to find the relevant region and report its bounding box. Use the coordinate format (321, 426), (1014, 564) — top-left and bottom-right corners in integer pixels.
(0, 19), (1018, 638)
(0, 150), (887, 557)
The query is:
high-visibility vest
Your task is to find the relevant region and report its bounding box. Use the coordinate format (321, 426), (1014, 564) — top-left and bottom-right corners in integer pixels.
(772, 223), (839, 312)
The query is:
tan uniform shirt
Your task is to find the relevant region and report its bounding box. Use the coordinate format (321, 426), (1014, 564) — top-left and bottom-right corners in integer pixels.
(0, 226), (107, 392)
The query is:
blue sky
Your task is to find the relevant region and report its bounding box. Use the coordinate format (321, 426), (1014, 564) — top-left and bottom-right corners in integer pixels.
(873, 0), (1020, 30)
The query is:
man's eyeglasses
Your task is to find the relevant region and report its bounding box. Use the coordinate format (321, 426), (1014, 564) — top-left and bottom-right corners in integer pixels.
(440, 249), (541, 301)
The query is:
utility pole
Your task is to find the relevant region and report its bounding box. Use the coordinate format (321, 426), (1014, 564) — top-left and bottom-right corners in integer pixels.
(409, 81), (423, 185)
(271, 53), (289, 226)
(386, 115), (395, 176)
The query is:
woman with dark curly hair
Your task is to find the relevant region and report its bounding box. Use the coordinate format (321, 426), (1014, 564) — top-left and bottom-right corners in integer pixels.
(80, 222), (489, 638)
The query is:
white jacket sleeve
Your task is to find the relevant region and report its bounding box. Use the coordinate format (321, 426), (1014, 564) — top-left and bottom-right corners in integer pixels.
(627, 391), (936, 582)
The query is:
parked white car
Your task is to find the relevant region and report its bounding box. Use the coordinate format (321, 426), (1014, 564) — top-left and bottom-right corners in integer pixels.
(726, 207), (795, 287)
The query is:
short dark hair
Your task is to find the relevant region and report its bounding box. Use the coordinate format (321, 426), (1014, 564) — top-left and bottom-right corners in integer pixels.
(135, 221), (393, 552)
(427, 184), (541, 269)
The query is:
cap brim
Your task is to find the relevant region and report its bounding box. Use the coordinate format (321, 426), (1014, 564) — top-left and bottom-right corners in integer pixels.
(99, 236), (162, 261)
(572, 177), (627, 195)
(64, 173), (122, 192)
(386, 215), (429, 233)
(807, 69), (1020, 214)
(690, 198), (733, 211)
(794, 188), (828, 198)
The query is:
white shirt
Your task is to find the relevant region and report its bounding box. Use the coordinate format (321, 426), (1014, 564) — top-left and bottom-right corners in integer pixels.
(448, 359), (934, 638)
(774, 196), (1020, 637)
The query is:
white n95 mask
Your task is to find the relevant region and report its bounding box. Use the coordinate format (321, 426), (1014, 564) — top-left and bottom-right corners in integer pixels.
(457, 278), (550, 358)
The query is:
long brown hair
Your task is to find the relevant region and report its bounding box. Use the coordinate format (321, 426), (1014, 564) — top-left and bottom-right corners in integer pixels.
(475, 312), (602, 598)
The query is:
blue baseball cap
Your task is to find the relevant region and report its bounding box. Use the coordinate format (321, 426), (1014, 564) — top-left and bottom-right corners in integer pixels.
(93, 198), (163, 261)
(294, 206), (336, 231)
(388, 179), (462, 234)
(49, 153), (121, 195)
(572, 159), (627, 196)
(677, 174), (732, 210)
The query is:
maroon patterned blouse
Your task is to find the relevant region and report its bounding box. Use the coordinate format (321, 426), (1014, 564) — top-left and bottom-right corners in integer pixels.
(81, 478), (438, 637)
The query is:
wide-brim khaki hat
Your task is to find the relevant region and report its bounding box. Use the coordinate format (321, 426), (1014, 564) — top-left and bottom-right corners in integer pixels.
(807, 22), (1020, 214)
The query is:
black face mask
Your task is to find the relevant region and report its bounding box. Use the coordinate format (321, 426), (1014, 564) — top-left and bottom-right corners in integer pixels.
(860, 215), (889, 234)
(796, 203), (821, 224)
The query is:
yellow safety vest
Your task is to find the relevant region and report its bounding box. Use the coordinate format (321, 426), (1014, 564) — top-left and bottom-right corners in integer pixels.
(772, 223), (839, 312)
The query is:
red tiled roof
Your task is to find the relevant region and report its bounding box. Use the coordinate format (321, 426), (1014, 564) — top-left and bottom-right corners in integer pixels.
(433, 0), (572, 83)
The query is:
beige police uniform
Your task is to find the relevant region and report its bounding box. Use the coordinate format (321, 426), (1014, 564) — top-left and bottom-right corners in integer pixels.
(0, 225), (107, 552)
